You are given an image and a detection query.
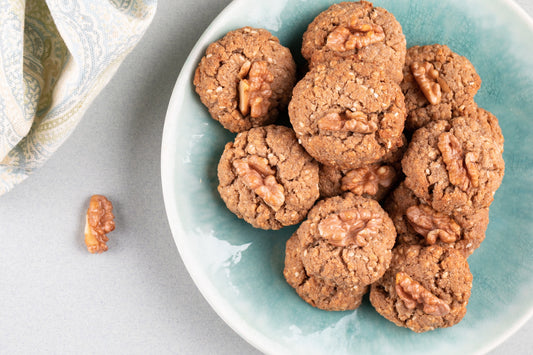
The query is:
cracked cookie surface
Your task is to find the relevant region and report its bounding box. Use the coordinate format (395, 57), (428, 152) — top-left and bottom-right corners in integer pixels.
(289, 60), (406, 170)
(370, 244), (472, 333)
(302, 1), (406, 83)
(385, 182), (489, 257)
(401, 117), (504, 215)
(284, 233), (367, 311)
(465, 106), (504, 152)
(217, 125), (319, 229)
(194, 27), (296, 132)
(295, 193), (396, 289)
(401, 44), (481, 133)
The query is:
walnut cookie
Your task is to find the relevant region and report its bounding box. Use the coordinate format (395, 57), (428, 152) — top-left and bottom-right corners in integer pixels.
(401, 44), (481, 133)
(295, 193), (396, 290)
(401, 116), (504, 215)
(302, 1), (406, 83)
(370, 244), (473, 333)
(194, 27), (296, 132)
(289, 60), (406, 170)
(217, 125), (319, 230)
(385, 182), (489, 257)
(284, 233), (368, 311)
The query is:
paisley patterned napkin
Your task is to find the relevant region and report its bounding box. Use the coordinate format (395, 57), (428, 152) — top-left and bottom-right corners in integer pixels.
(0, 0), (156, 195)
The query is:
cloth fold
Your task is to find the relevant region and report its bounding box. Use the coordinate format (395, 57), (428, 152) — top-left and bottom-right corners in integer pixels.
(0, 0), (157, 195)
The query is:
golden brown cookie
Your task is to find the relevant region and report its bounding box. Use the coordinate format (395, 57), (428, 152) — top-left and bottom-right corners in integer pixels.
(370, 244), (472, 333)
(217, 125), (319, 229)
(194, 27), (296, 132)
(385, 182), (489, 257)
(302, 1), (406, 83)
(401, 44), (481, 132)
(295, 193), (396, 289)
(401, 117), (504, 214)
(289, 60), (406, 169)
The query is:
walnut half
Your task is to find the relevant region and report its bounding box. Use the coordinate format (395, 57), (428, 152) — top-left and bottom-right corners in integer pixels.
(438, 132), (479, 192)
(411, 61), (442, 105)
(317, 111), (377, 133)
(318, 208), (382, 247)
(395, 272), (450, 317)
(233, 155), (285, 211)
(326, 21), (385, 52)
(85, 195), (115, 254)
(238, 61), (274, 118)
(405, 204), (460, 245)
(341, 165), (395, 196)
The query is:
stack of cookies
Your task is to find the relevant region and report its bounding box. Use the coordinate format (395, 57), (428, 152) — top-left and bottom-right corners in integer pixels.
(194, 27), (321, 230)
(285, 1), (407, 313)
(371, 44), (505, 332)
(193, 0), (505, 334)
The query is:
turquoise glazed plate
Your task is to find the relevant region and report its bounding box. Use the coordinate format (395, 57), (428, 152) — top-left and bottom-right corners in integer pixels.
(161, 0), (533, 353)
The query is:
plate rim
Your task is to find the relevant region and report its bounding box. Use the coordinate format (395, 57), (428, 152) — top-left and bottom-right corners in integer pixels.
(160, 0), (533, 354)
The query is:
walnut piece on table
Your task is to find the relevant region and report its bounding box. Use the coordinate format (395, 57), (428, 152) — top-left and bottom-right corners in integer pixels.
(85, 195), (115, 254)
(326, 21), (385, 52)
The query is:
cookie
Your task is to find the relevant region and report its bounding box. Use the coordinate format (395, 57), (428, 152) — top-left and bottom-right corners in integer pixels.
(217, 125), (320, 230)
(385, 182), (489, 257)
(289, 60), (406, 169)
(194, 27), (296, 132)
(284, 233), (367, 311)
(370, 244), (472, 333)
(296, 193), (396, 289)
(401, 44), (481, 132)
(401, 117), (504, 214)
(302, 1), (406, 83)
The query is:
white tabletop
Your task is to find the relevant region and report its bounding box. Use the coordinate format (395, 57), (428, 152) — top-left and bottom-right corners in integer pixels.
(1, 0), (531, 354)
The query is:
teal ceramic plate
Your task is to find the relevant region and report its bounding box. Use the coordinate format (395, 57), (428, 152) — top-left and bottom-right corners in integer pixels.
(161, 0), (533, 353)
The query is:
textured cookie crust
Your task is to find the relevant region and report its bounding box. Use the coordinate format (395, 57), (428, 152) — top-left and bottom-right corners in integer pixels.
(289, 60), (406, 169)
(402, 117), (504, 214)
(466, 106), (504, 152)
(385, 182), (489, 257)
(370, 244), (472, 333)
(296, 193), (396, 289)
(217, 125), (319, 229)
(284, 233), (367, 311)
(302, 1), (406, 83)
(401, 44), (481, 132)
(194, 27), (296, 132)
